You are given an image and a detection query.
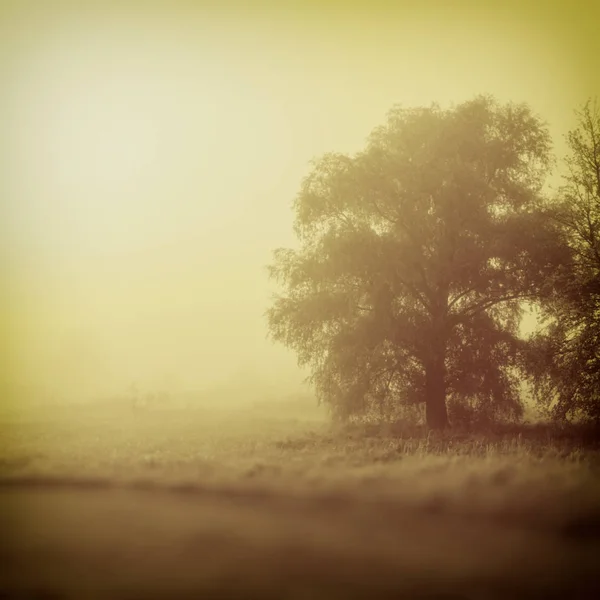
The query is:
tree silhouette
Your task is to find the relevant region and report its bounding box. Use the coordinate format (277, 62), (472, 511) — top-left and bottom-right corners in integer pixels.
(268, 96), (564, 429)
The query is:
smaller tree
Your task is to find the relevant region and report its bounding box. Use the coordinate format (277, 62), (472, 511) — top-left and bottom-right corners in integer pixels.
(528, 99), (600, 422)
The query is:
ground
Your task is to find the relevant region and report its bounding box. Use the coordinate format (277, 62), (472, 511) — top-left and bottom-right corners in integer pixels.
(1, 399), (599, 599)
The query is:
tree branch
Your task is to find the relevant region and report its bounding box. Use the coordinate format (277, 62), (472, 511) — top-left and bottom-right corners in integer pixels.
(451, 291), (534, 324)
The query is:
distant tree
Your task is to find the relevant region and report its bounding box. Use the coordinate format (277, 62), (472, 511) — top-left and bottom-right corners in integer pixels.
(267, 96), (564, 429)
(527, 99), (600, 422)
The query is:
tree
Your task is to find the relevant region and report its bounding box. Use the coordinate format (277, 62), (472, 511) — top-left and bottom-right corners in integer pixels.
(528, 99), (600, 422)
(267, 96), (563, 429)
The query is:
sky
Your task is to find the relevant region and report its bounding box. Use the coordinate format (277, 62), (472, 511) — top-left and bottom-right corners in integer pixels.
(1, 0), (599, 404)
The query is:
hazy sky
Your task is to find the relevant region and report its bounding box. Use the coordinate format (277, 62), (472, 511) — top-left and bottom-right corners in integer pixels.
(1, 1), (598, 402)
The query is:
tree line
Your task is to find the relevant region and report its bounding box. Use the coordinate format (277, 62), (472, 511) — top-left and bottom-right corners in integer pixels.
(266, 96), (600, 429)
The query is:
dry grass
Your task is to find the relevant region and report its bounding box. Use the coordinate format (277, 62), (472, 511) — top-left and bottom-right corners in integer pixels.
(1, 400), (599, 599)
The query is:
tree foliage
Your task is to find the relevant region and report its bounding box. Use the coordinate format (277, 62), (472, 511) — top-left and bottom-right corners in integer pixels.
(267, 96), (564, 428)
(528, 99), (600, 422)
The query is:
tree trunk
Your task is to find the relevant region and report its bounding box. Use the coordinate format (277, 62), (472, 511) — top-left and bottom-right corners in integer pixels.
(425, 353), (449, 430)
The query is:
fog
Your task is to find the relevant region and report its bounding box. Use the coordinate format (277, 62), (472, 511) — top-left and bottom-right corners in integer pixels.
(1, 0), (597, 407)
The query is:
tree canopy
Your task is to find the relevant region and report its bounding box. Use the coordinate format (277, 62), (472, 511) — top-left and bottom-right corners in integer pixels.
(267, 96), (566, 429)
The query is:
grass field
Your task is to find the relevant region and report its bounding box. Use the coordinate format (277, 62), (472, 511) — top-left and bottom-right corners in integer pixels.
(1, 399), (599, 599)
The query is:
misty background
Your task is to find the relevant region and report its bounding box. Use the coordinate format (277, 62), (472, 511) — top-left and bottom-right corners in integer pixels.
(1, 1), (597, 406)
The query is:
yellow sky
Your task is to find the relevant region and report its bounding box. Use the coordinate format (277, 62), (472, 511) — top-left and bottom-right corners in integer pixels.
(1, 1), (598, 403)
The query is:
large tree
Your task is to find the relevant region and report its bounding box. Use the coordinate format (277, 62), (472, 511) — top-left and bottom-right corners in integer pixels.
(267, 96), (563, 429)
(528, 99), (600, 422)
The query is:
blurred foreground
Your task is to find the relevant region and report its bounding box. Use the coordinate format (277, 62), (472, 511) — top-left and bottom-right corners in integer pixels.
(1, 399), (599, 599)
